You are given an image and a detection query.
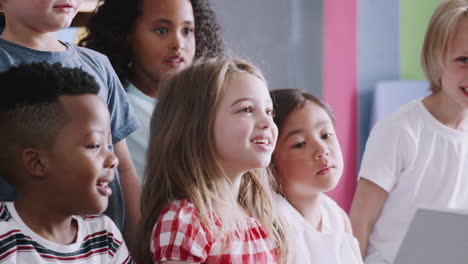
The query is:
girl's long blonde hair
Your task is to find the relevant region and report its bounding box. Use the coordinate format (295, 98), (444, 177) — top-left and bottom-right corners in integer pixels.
(135, 57), (288, 264)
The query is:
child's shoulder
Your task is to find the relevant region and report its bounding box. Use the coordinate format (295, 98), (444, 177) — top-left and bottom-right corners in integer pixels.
(63, 43), (117, 78)
(158, 199), (199, 222)
(76, 214), (127, 251)
(154, 199), (213, 240)
(321, 195), (352, 233)
(66, 43), (109, 62)
(273, 192), (294, 216)
(152, 199), (213, 263)
(322, 195), (346, 213)
(370, 99), (428, 141)
(375, 99), (425, 128)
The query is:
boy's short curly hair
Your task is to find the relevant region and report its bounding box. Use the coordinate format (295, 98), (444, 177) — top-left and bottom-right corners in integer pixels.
(79, 0), (224, 88)
(0, 62), (100, 183)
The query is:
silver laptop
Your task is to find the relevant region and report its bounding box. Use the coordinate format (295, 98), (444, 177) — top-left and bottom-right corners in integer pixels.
(393, 207), (468, 264)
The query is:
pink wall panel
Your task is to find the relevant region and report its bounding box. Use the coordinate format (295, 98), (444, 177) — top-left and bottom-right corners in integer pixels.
(323, 0), (358, 212)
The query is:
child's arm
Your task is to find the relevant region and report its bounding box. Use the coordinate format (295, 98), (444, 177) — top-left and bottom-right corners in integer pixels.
(349, 178), (388, 259)
(114, 139), (141, 249)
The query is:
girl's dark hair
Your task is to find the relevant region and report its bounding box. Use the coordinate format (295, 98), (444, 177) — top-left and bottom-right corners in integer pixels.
(79, 0), (224, 87)
(270, 88), (336, 133)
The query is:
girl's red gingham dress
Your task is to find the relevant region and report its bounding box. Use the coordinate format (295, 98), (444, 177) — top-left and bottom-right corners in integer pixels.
(150, 199), (278, 264)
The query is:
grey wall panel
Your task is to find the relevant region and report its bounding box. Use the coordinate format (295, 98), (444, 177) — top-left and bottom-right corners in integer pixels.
(357, 0), (399, 161)
(213, 0), (323, 96)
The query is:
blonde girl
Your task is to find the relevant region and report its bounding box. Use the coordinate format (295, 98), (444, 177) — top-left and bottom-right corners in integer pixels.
(350, 0), (468, 263)
(135, 57), (288, 264)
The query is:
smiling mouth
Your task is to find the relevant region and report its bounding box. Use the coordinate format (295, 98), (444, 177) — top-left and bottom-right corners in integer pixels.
(250, 137), (274, 152)
(250, 138), (270, 144)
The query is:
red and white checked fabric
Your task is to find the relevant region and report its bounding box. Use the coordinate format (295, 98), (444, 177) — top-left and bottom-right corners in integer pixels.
(150, 199), (278, 264)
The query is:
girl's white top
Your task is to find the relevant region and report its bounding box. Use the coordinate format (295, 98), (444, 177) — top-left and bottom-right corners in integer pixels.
(275, 193), (363, 264)
(359, 99), (468, 264)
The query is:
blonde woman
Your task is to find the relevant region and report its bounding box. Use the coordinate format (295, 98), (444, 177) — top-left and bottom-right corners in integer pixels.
(135, 57), (288, 264)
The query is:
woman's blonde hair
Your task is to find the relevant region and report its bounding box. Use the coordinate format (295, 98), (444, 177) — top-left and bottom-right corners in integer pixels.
(422, 0), (468, 93)
(135, 57), (288, 264)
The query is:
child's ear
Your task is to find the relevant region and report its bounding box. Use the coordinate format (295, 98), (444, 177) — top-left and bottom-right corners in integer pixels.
(22, 148), (47, 178)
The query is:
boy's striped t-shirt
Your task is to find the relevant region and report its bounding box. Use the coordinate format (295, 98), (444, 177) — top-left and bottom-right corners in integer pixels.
(0, 202), (133, 264)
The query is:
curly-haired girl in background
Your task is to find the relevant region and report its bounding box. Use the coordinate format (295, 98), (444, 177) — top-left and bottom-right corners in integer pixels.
(80, 0), (224, 182)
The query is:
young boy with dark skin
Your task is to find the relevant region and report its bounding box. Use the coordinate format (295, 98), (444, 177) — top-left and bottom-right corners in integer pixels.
(0, 62), (132, 264)
(0, 0), (141, 243)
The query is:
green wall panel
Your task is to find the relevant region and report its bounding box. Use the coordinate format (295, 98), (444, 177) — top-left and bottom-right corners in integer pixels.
(400, 0), (441, 79)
